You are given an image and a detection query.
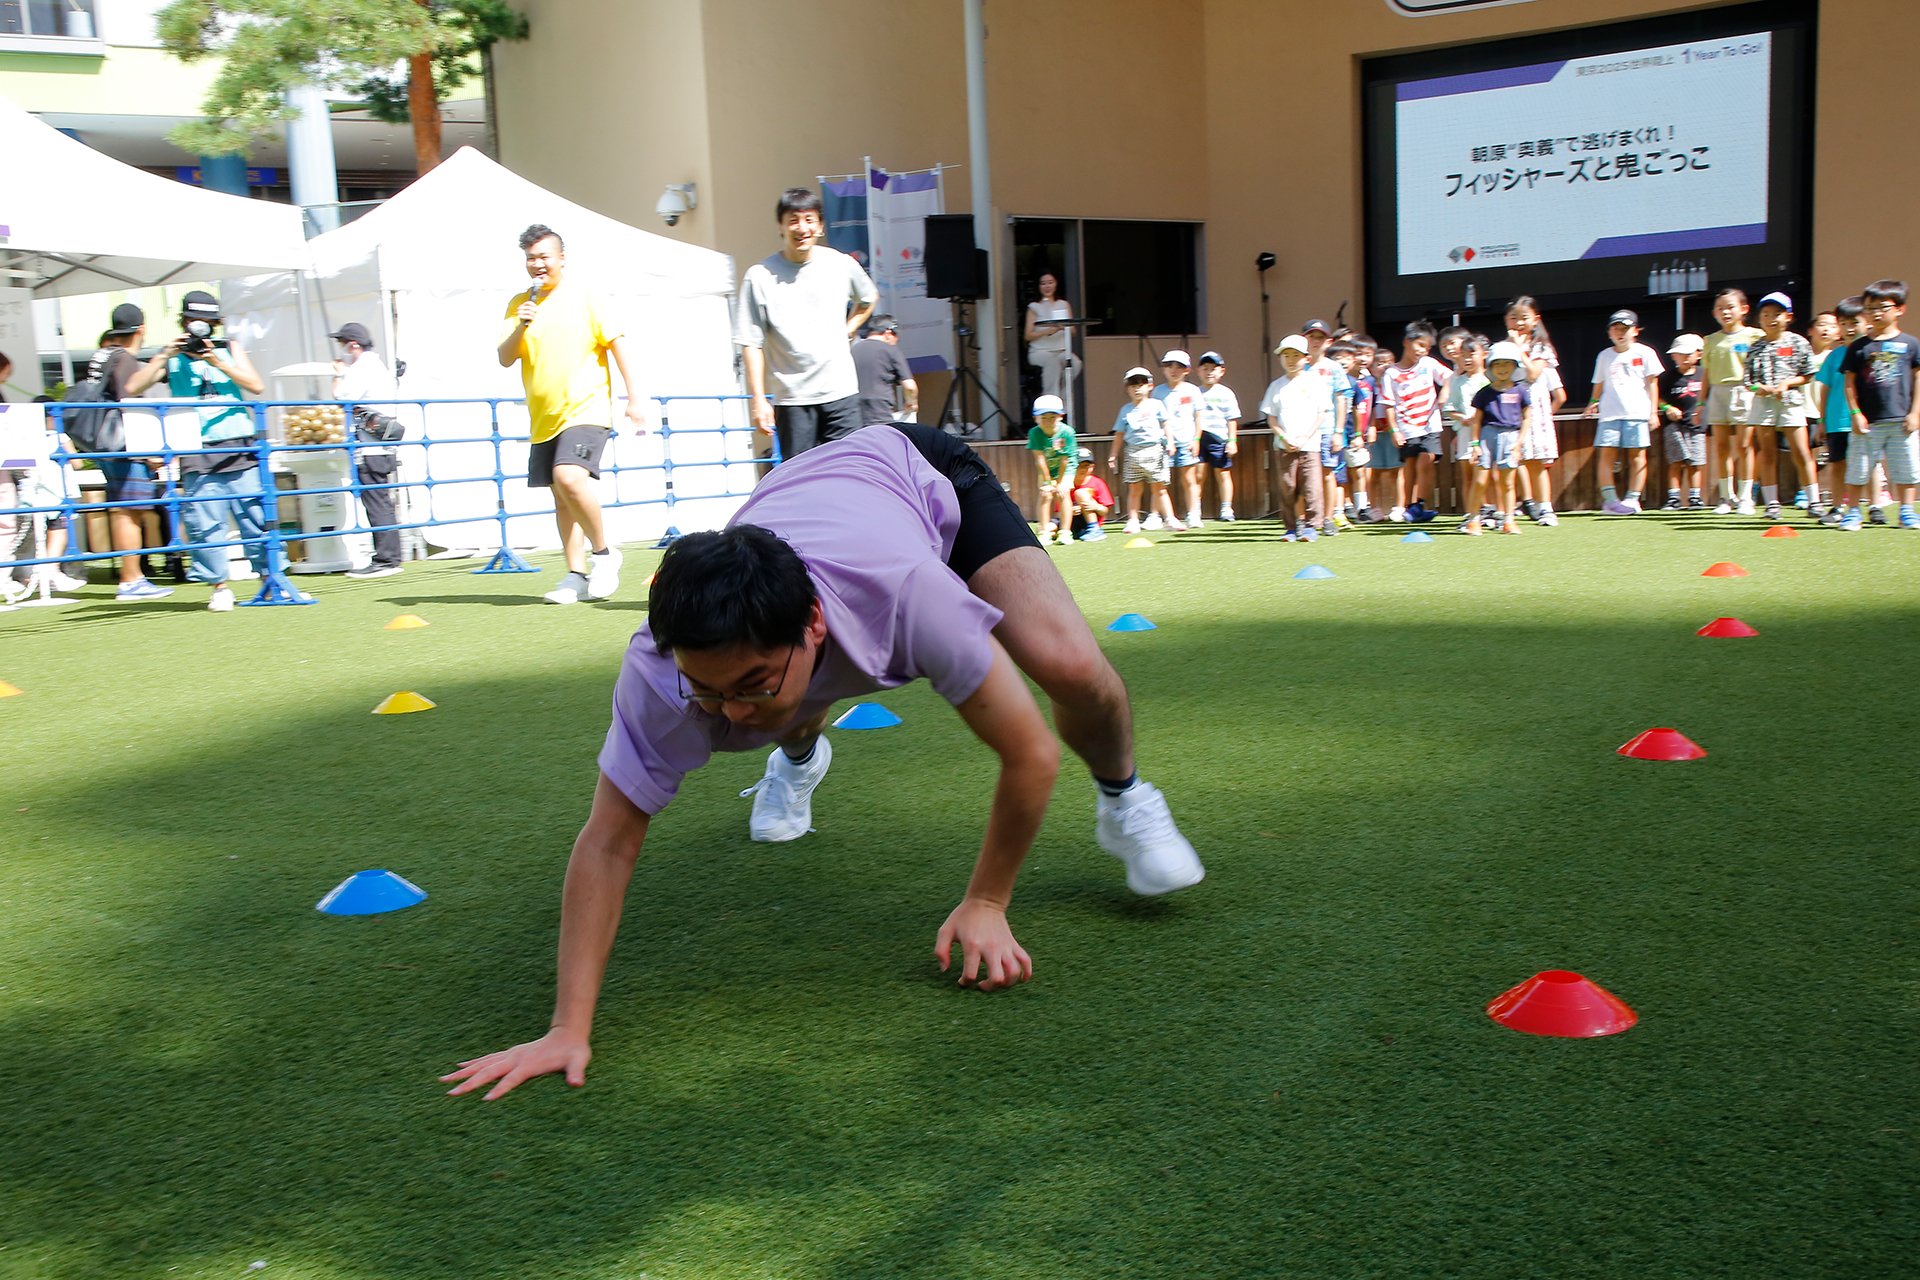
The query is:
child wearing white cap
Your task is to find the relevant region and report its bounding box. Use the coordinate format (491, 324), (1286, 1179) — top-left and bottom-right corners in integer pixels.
(1151, 350), (1206, 527)
(1109, 368), (1183, 534)
(1259, 336), (1331, 540)
(1026, 394), (1077, 544)
(1659, 333), (1708, 509)
(1583, 309), (1663, 514)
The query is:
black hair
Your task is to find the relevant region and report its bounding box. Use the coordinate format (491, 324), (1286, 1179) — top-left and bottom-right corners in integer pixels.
(649, 525), (817, 654)
(863, 314), (898, 336)
(1864, 279), (1909, 306)
(1504, 295), (1554, 353)
(1403, 320), (1437, 345)
(518, 224), (562, 252)
(1349, 334), (1378, 352)
(1713, 286), (1748, 306)
(1836, 296), (1865, 320)
(776, 187), (822, 223)
(1325, 341), (1356, 358)
(1436, 325), (1470, 346)
(1461, 333), (1491, 354)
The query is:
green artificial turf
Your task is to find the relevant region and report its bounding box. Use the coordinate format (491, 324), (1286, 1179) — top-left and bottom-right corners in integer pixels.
(2, 514), (1915, 1278)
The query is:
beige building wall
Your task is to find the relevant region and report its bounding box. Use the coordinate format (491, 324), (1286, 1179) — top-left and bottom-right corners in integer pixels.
(496, 0), (1914, 432)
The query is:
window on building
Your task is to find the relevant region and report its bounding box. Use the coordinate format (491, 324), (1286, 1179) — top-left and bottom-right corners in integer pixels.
(3, 0), (97, 38)
(1082, 220), (1202, 338)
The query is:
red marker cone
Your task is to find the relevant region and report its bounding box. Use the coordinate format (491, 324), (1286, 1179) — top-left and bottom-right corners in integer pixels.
(1696, 617), (1758, 638)
(1761, 525), (1799, 538)
(1488, 970), (1637, 1038)
(1702, 562), (1748, 577)
(1617, 727), (1707, 760)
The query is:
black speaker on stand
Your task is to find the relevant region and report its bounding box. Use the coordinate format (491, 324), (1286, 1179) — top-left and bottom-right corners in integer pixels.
(924, 214), (1007, 439)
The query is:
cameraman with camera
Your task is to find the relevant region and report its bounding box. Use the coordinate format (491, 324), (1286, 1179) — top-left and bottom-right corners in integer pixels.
(124, 290), (271, 611)
(330, 321), (405, 579)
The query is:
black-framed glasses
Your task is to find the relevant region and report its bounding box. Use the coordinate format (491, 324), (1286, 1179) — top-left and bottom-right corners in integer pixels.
(677, 645), (797, 708)
(1866, 302), (1902, 313)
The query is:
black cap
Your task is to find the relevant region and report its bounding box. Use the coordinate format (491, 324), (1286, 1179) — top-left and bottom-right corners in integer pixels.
(105, 302), (145, 336)
(182, 290), (221, 320)
(330, 321), (373, 347)
(1302, 318), (1332, 335)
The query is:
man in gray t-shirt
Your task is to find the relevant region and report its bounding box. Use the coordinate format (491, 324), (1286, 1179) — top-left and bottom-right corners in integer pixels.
(734, 187), (877, 458)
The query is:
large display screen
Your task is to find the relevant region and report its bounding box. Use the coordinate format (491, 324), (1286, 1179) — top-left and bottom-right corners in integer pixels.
(1363, 1), (1811, 320)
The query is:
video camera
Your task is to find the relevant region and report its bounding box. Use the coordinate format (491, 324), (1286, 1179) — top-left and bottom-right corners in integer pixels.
(181, 319), (230, 357)
(352, 407), (407, 443)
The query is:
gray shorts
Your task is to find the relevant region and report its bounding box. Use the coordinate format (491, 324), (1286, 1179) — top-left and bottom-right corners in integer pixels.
(1664, 425), (1708, 464)
(1846, 422), (1920, 487)
(1704, 383), (1753, 426)
(1122, 443), (1170, 486)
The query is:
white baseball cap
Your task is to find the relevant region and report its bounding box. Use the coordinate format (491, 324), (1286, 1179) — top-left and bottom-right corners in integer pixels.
(1160, 349), (1190, 366)
(1032, 394), (1065, 417)
(1668, 333), (1705, 355)
(1274, 335), (1310, 356)
(1485, 341), (1528, 368)
(1123, 366), (1154, 381)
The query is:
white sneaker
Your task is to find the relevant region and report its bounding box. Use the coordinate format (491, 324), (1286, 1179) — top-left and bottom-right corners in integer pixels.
(586, 545), (623, 600)
(1165, 517), (1187, 532)
(1186, 511), (1204, 529)
(1123, 517), (1142, 535)
(46, 569), (89, 592)
(1537, 509), (1559, 526)
(207, 586), (235, 612)
(543, 571), (588, 605)
(1143, 514), (1164, 531)
(1218, 506), (1235, 522)
(1388, 506), (1408, 523)
(1713, 501), (1734, 515)
(1096, 780), (1204, 895)
(739, 737), (833, 842)
(1736, 499), (1756, 516)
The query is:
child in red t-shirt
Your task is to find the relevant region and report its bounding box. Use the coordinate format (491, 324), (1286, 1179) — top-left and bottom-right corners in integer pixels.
(1067, 450), (1114, 541)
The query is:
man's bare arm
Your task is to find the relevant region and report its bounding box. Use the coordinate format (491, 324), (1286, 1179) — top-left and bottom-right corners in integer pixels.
(742, 345), (774, 434)
(900, 376), (918, 417)
(846, 300), (875, 338)
(442, 773), (651, 1099)
(609, 335), (652, 432)
(934, 638), (1059, 990)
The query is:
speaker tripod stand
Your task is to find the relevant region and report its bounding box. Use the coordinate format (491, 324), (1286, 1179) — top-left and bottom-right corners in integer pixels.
(937, 298), (1010, 438)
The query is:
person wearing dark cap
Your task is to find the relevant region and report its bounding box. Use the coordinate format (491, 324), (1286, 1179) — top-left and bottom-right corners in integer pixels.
(331, 321), (404, 577)
(88, 304), (171, 600)
(850, 314), (918, 427)
(125, 289), (273, 611)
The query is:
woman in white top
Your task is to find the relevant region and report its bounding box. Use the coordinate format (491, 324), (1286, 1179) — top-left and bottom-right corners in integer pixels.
(1024, 271), (1081, 404)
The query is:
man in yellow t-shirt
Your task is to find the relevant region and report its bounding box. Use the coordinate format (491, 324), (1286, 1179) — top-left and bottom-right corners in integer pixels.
(497, 224), (654, 605)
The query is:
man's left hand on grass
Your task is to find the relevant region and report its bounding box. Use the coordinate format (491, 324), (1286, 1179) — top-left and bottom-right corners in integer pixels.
(935, 898), (1033, 991)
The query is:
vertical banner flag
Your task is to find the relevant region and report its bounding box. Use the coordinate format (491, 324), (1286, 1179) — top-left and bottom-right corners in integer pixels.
(819, 176), (870, 270)
(867, 167), (953, 374)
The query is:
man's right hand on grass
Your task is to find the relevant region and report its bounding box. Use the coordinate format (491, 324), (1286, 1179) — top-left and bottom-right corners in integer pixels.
(442, 1027), (592, 1100)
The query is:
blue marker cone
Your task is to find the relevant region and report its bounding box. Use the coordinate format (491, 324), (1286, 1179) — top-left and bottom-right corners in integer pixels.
(653, 525), (683, 549)
(833, 702), (902, 730)
(1107, 613), (1157, 631)
(1293, 564), (1337, 579)
(316, 869), (427, 916)
(1401, 531), (1434, 543)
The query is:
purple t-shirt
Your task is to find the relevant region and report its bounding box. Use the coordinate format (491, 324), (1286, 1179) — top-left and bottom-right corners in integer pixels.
(598, 426), (1004, 815)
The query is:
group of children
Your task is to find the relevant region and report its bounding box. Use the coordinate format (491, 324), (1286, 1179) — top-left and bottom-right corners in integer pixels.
(1025, 280), (1920, 539)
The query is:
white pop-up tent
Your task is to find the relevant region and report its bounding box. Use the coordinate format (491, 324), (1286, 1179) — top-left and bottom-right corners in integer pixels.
(0, 94), (309, 295)
(223, 147), (745, 551)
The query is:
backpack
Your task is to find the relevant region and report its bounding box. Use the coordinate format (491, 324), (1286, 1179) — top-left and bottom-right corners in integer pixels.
(58, 347), (130, 456)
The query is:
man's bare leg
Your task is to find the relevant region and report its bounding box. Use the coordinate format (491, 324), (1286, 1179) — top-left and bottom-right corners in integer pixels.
(967, 545), (1132, 779)
(550, 464), (606, 574)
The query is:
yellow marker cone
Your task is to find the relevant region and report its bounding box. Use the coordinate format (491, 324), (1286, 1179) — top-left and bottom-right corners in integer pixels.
(1124, 537), (1155, 549)
(372, 691), (436, 714)
(385, 614), (429, 630)
(644, 572), (656, 586)
(0, 681), (21, 698)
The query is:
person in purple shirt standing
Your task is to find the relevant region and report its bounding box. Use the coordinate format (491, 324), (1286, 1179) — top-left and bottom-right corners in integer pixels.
(443, 423), (1204, 1100)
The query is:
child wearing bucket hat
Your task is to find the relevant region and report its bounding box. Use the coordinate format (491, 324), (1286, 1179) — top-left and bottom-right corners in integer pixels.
(1027, 394), (1077, 544)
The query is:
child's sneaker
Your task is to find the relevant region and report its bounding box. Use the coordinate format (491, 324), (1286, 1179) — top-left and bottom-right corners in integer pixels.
(1764, 500), (1782, 521)
(1870, 505), (1888, 525)
(1603, 498), (1637, 515)
(1143, 513), (1164, 531)
(1688, 496), (1708, 510)
(1387, 506), (1407, 523)
(1840, 507), (1864, 531)
(1299, 526), (1318, 543)
(115, 577), (173, 603)
(1663, 495), (1683, 511)
(1319, 520), (1340, 537)
(1331, 511), (1354, 530)
(1218, 506), (1235, 522)
(1499, 514), (1522, 534)
(1164, 517), (1186, 533)
(1123, 517), (1142, 535)
(207, 585), (236, 612)
(1077, 523), (1106, 542)
(1713, 500), (1734, 514)
(1901, 506), (1920, 530)
(1280, 529), (1298, 542)
(1736, 498), (1757, 516)
(1537, 508), (1559, 526)
(1458, 517), (1483, 536)
(1185, 511), (1204, 529)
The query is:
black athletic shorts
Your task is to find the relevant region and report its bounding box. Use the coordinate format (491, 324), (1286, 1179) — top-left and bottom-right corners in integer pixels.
(1398, 434), (1445, 460)
(891, 423), (1040, 580)
(775, 395), (864, 460)
(1826, 430), (1850, 464)
(528, 424), (611, 487)
(1199, 434), (1234, 469)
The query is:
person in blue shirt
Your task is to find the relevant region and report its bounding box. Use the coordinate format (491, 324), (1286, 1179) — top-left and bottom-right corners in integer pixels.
(124, 291), (274, 611)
